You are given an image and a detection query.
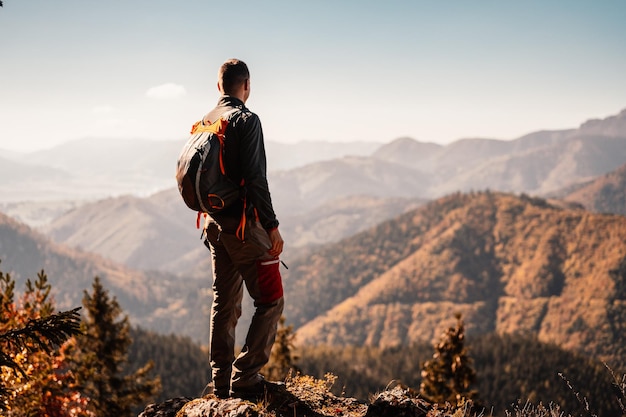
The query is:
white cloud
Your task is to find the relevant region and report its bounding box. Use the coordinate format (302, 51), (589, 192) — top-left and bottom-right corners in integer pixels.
(145, 83), (187, 100)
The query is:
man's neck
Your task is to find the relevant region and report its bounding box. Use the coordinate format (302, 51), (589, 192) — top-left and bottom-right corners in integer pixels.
(224, 91), (246, 103)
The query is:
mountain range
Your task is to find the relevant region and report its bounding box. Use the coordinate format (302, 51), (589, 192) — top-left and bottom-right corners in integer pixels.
(1, 107), (626, 367)
(2, 108), (625, 211)
(0, 138), (380, 205)
(18, 107), (624, 276)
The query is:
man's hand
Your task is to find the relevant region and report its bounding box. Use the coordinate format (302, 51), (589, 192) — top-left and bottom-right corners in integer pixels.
(267, 227), (284, 257)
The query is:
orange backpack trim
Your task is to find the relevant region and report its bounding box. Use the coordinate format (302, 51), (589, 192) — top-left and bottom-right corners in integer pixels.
(190, 115), (249, 241)
(191, 118), (229, 176)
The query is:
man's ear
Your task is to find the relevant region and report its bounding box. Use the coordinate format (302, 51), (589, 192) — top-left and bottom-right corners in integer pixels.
(244, 78), (250, 92)
(217, 81), (222, 93)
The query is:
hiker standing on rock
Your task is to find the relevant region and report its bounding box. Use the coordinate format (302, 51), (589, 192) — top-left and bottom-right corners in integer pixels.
(201, 59), (284, 400)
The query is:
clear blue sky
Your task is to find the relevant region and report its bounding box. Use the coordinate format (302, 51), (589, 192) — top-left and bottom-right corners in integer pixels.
(1, 0), (625, 151)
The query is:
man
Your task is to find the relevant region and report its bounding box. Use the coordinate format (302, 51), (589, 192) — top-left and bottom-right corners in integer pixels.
(202, 59), (285, 400)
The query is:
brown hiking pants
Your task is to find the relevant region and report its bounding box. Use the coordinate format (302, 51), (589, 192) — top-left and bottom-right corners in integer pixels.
(204, 219), (284, 392)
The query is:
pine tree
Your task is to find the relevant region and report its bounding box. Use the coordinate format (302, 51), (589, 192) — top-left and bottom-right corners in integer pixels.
(72, 277), (160, 417)
(262, 316), (300, 382)
(419, 313), (478, 406)
(0, 266), (86, 416)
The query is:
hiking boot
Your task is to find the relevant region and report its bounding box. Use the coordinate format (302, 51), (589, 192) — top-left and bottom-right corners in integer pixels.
(230, 378), (285, 402)
(214, 388), (230, 399)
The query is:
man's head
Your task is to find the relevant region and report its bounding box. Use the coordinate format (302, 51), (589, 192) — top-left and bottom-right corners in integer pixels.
(217, 59), (250, 102)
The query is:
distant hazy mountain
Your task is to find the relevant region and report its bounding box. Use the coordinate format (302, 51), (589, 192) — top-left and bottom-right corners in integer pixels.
(42, 187), (424, 274)
(27, 138), (180, 179)
(372, 108), (626, 197)
(435, 134), (626, 195)
(0, 200), (84, 228)
(0, 138), (380, 204)
(0, 144), (170, 203)
(2, 107), (626, 210)
(269, 156), (431, 213)
(556, 162), (626, 216)
(285, 191), (626, 368)
(279, 194), (425, 248)
(578, 108), (626, 137)
(266, 140), (381, 171)
(24, 138), (379, 181)
(0, 155), (71, 185)
(41, 190), (199, 273)
(370, 136), (442, 169)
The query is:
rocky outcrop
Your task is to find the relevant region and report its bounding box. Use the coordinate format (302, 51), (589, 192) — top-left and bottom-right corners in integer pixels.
(138, 384), (445, 417)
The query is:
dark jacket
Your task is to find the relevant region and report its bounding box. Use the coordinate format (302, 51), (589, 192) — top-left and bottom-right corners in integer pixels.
(204, 96), (279, 231)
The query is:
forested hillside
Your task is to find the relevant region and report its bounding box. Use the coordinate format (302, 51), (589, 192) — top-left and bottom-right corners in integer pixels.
(285, 191), (626, 369)
(0, 211), (209, 339)
(297, 333), (622, 416)
(126, 323), (623, 416)
(6, 254), (619, 416)
(127, 327), (210, 402)
(4, 256), (620, 417)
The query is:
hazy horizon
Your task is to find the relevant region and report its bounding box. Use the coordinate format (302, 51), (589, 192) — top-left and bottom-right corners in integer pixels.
(1, 105), (624, 156)
(1, 1), (625, 152)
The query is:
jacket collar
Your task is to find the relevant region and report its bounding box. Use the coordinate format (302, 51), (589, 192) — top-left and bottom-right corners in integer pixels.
(218, 95), (245, 108)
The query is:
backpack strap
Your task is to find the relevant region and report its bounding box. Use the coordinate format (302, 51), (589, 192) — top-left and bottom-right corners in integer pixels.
(193, 108), (240, 175)
(198, 108), (239, 129)
(236, 197), (247, 241)
(192, 108), (250, 241)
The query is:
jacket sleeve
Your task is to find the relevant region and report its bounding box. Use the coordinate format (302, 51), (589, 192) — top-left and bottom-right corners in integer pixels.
(239, 113), (279, 230)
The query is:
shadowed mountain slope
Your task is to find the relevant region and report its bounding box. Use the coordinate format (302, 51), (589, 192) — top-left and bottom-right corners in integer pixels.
(0, 211), (209, 339)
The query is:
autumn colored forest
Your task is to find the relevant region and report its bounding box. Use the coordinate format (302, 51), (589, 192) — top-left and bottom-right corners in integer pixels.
(2, 266), (625, 416)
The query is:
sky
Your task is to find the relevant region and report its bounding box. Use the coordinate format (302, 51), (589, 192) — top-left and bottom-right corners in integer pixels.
(1, 0), (625, 152)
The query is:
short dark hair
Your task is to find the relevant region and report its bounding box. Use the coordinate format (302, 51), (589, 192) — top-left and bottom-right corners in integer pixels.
(218, 59), (250, 95)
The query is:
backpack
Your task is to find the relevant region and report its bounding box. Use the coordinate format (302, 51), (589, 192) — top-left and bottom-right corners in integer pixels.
(176, 109), (242, 214)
